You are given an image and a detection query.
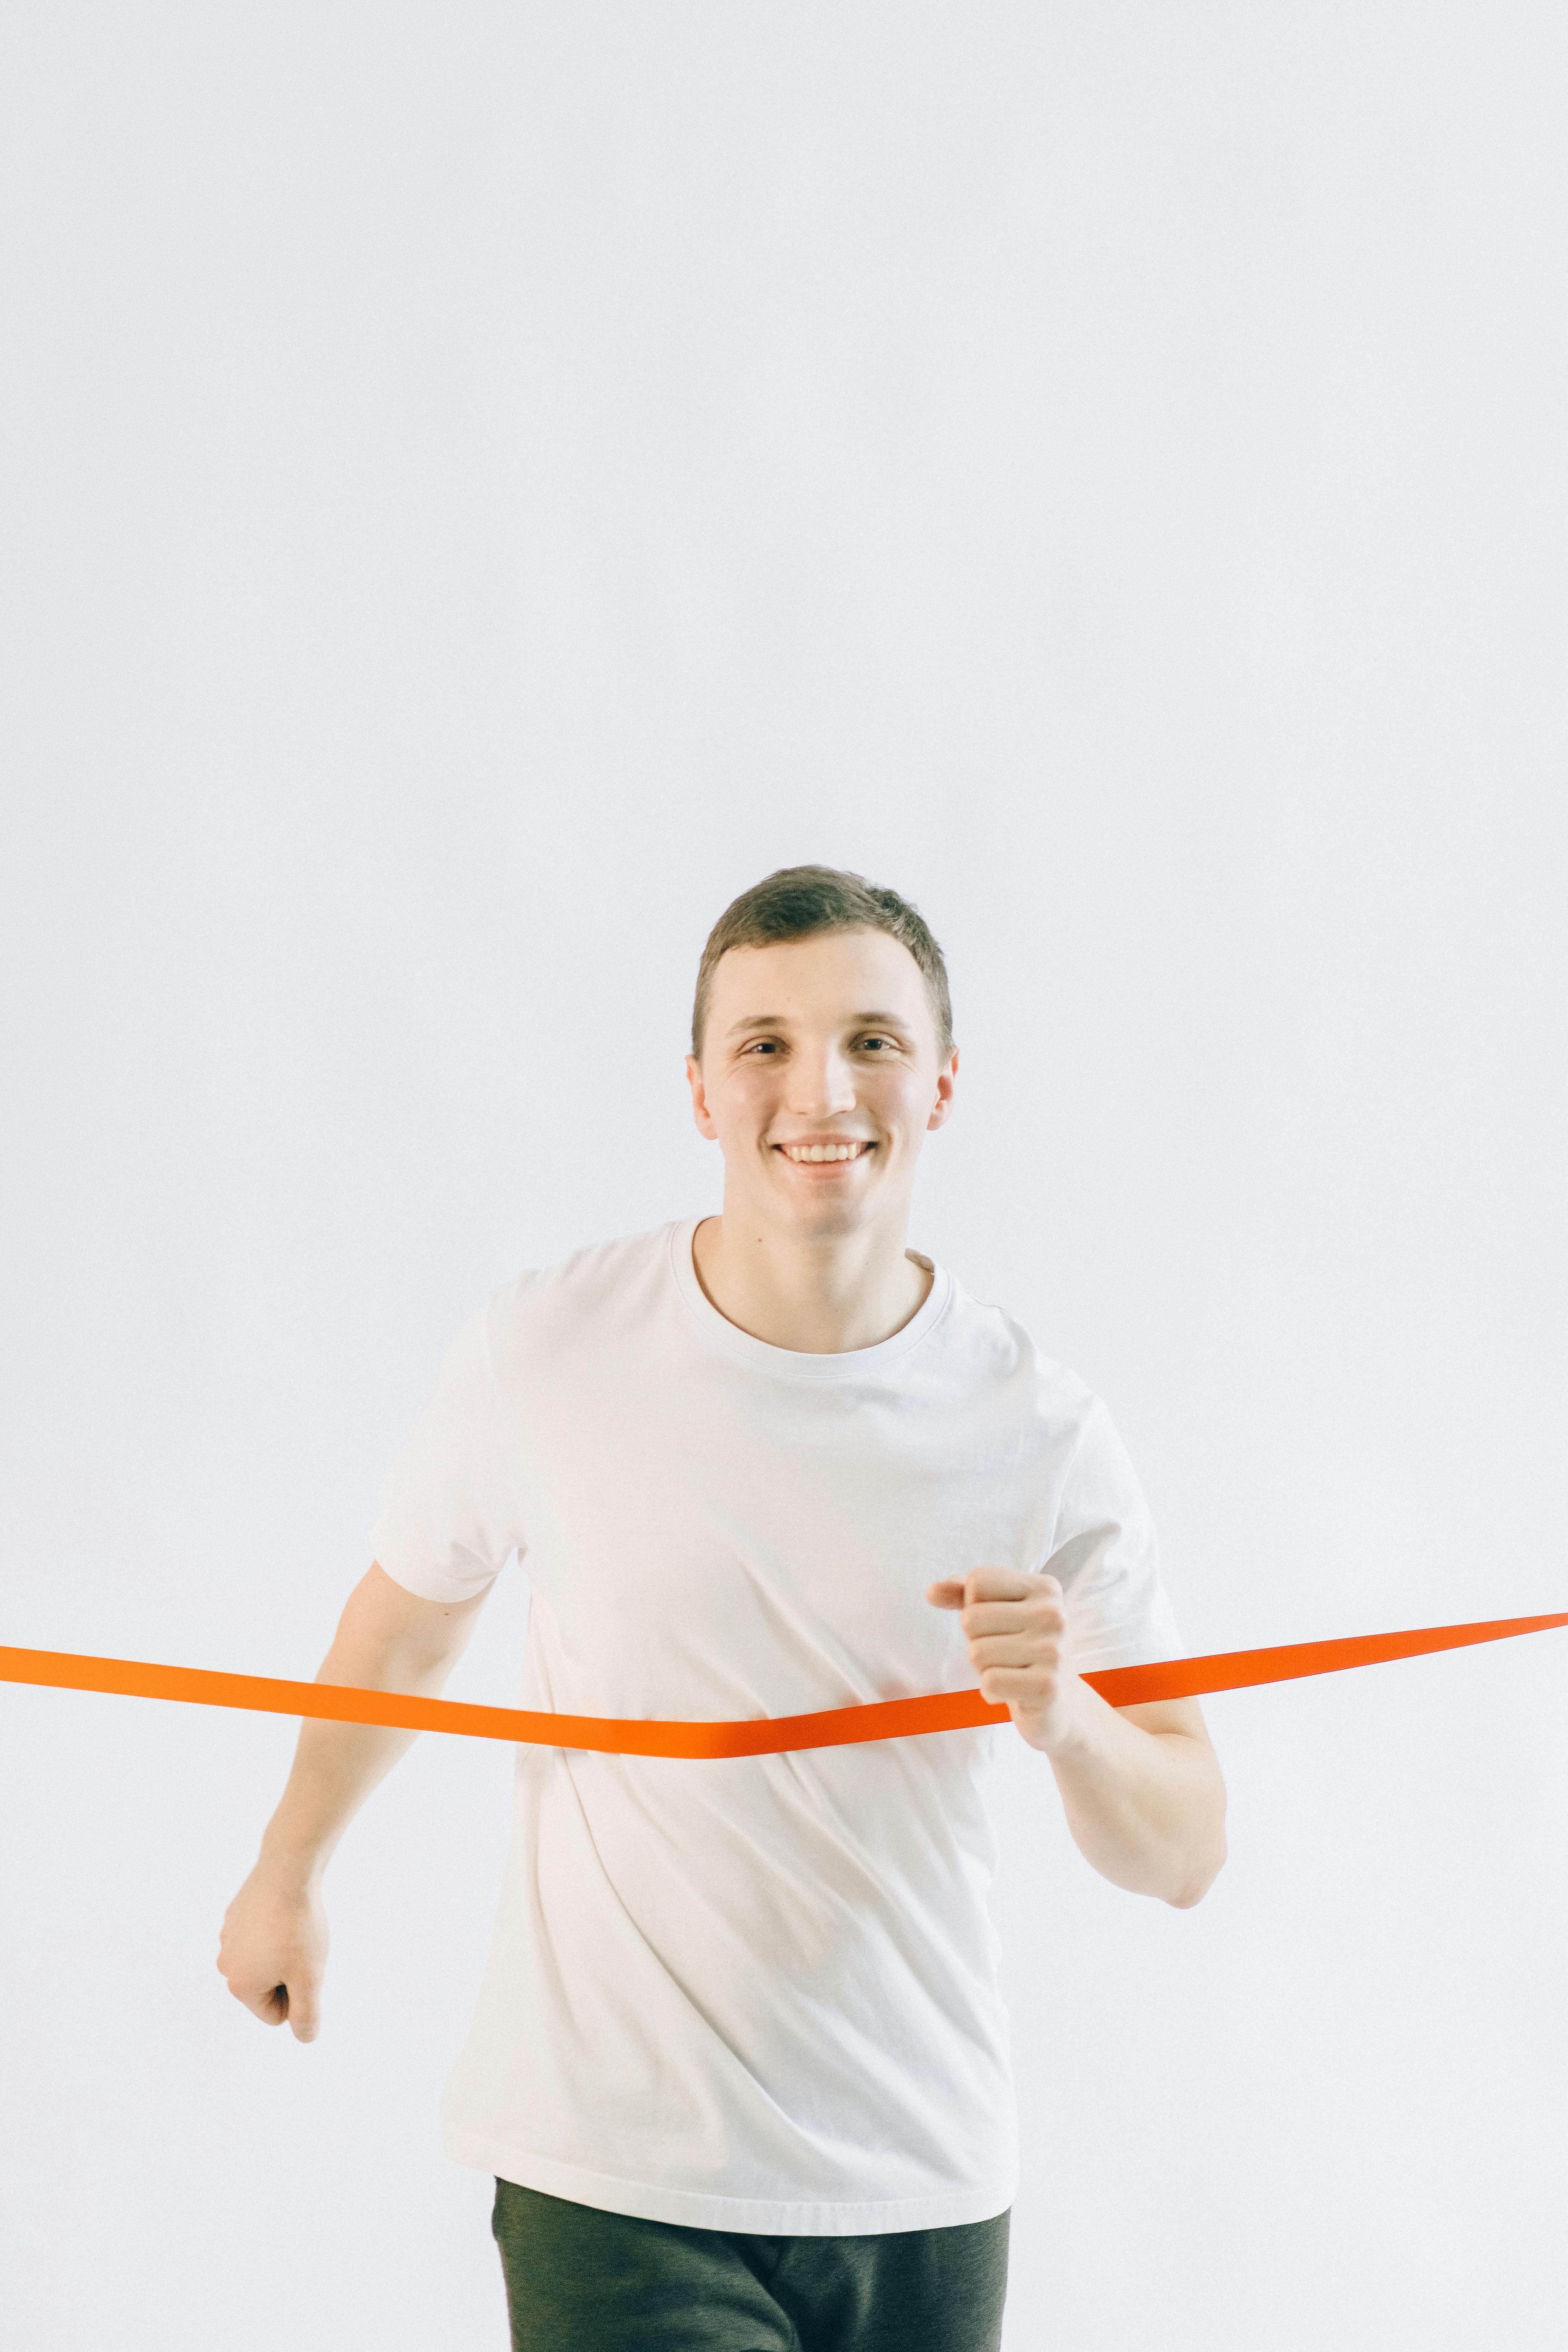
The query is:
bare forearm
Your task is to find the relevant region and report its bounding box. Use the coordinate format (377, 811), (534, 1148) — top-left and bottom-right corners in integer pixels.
(220, 1565), (487, 2037)
(256, 1566), (483, 1889)
(1046, 1690), (1227, 1907)
(258, 1714), (421, 1889)
(929, 1567), (1227, 1908)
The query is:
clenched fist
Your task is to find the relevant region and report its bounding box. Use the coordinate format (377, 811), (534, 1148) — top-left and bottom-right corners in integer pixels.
(216, 1862), (330, 2043)
(927, 1567), (1081, 1754)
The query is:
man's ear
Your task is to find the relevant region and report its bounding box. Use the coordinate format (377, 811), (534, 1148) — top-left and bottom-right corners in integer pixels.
(685, 1053), (719, 1139)
(927, 1045), (959, 1131)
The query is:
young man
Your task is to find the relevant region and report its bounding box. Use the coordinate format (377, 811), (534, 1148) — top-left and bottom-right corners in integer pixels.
(218, 865), (1226, 2352)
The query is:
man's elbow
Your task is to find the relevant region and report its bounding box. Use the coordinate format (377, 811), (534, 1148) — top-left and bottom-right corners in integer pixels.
(1166, 1830), (1227, 1910)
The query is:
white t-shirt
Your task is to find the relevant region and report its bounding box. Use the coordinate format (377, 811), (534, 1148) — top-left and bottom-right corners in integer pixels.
(368, 1218), (1181, 2235)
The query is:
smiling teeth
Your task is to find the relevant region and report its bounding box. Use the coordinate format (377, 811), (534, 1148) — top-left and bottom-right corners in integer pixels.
(784, 1143), (866, 1162)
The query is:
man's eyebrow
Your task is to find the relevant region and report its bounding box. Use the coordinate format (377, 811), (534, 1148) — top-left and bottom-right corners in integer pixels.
(723, 1009), (915, 1038)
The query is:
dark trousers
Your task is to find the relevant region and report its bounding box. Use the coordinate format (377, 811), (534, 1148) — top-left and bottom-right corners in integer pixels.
(492, 2178), (1010, 2352)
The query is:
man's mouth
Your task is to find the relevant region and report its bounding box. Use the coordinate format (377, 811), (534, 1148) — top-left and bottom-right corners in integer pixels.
(774, 1140), (875, 1165)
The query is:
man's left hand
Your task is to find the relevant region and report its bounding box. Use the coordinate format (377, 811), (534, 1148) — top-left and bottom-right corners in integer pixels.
(926, 1567), (1083, 1755)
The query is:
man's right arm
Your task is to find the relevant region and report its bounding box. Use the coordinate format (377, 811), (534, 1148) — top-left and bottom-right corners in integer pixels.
(215, 1562), (490, 2041)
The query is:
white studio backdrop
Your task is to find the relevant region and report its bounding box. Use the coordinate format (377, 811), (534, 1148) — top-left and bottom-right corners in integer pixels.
(2, 5), (1565, 2347)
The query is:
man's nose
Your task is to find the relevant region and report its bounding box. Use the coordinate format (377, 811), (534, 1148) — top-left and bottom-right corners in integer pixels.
(786, 1048), (857, 1117)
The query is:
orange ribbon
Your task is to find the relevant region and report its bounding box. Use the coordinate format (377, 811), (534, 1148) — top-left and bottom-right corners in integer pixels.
(3, 1609), (1566, 1757)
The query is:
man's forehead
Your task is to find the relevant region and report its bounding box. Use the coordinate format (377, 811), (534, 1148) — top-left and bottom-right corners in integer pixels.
(709, 931), (922, 1001)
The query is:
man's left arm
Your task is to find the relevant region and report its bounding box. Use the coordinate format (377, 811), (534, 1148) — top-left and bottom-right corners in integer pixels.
(927, 1568), (1227, 1908)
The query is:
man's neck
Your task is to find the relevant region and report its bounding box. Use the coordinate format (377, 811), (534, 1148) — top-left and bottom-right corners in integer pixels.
(690, 1211), (933, 1355)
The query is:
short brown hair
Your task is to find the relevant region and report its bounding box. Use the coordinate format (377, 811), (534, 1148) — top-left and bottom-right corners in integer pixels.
(691, 865), (954, 1060)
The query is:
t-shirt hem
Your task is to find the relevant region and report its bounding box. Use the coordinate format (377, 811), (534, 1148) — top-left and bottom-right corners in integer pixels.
(446, 2130), (1016, 2236)
(370, 1540), (501, 1606)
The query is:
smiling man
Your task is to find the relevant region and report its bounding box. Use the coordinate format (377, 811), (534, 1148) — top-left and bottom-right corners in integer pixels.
(218, 864), (1226, 2352)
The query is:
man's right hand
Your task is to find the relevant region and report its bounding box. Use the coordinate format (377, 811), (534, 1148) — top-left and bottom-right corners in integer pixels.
(217, 1863), (330, 2042)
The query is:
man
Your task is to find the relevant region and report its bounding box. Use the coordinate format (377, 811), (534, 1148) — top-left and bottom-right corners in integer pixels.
(218, 864), (1226, 2351)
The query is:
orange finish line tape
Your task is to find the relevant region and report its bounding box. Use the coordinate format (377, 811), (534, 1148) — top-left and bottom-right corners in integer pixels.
(3, 1610), (1567, 1757)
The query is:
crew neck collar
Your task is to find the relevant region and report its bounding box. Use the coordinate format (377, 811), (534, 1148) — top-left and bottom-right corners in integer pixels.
(668, 1216), (953, 1379)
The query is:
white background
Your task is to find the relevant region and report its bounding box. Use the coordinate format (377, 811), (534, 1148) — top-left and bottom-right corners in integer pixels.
(3, 6), (1565, 2346)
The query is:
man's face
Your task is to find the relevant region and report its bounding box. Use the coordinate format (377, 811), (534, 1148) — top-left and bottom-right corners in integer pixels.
(686, 927), (957, 1237)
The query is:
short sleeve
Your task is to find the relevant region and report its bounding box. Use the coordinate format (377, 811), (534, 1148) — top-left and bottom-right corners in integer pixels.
(1045, 1397), (1183, 1672)
(368, 1300), (525, 1603)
